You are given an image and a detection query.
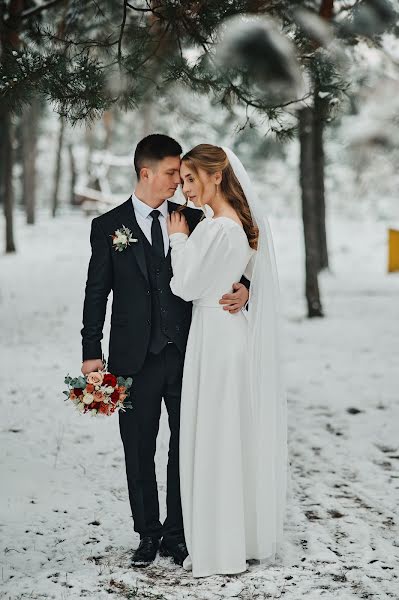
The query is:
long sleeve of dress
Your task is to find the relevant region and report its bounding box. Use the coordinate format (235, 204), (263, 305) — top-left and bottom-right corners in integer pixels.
(244, 250), (256, 281)
(169, 218), (230, 302)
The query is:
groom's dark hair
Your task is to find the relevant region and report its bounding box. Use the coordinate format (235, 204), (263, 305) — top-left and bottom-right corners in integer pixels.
(134, 134), (182, 179)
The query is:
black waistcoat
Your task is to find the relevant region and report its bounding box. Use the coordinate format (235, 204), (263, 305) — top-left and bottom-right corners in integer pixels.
(142, 234), (187, 355)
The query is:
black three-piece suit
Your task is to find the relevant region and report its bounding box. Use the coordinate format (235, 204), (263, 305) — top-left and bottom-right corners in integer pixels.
(81, 197), (248, 544)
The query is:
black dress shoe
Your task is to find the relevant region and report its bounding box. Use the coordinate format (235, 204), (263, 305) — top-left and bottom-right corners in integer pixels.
(159, 538), (188, 566)
(131, 537), (160, 567)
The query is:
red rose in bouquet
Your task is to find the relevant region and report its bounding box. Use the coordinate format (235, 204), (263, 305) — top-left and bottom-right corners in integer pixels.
(110, 389), (120, 403)
(103, 373), (117, 387)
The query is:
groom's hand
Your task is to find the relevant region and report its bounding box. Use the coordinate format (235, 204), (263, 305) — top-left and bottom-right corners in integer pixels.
(81, 358), (104, 375)
(219, 282), (249, 314)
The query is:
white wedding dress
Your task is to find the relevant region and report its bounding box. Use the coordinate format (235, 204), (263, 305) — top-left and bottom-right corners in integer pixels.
(169, 205), (256, 577)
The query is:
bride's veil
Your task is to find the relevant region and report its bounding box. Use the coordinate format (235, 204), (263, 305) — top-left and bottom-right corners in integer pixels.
(222, 146), (288, 562)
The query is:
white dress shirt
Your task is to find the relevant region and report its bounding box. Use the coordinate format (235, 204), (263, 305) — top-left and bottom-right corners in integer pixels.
(132, 192), (170, 257)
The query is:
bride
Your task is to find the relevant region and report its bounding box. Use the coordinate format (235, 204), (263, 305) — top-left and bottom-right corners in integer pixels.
(166, 144), (287, 578)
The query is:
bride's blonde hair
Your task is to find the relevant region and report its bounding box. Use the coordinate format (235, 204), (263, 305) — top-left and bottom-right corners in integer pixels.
(181, 144), (259, 250)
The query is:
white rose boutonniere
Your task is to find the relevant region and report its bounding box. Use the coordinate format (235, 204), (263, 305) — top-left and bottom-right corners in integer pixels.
(111, 225), (138, 252)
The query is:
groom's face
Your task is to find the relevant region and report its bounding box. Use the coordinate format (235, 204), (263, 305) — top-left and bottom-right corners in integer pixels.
(144, 156), (181, 201)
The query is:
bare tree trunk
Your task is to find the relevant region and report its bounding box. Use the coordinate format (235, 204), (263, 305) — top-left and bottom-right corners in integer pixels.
(103, 110), (113, 149)
(52, 116), (65, 217)
(313, 90), (329, 272)
(319, 0), (334, 19)
(141, 102), (153, 138)
(22, 97), (40, 225)
(84, 124), (98, 189)
(298, 106), (324, 318)
(0, 0), (23, 253)
(0, 111), (16, 253)
(68, 143), (77, 206)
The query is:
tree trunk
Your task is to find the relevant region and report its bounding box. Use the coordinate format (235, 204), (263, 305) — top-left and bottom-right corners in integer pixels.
(319, 0), (334, 19)
(0, 0), (23, 253)
(103, 110), (113, 149)
(298, 106), (324, 318)
(22, 97), (40, 224)
(52, 116), (65, 217)
(85, 124), (98, 189)
(68, 143), (77, 206)
(0, 111), (16, 253)
(141, 102), (153, 138)
(313, 90), (329, 272)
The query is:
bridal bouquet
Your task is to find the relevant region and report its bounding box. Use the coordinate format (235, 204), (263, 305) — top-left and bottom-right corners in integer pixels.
(63, 371), (133, 416)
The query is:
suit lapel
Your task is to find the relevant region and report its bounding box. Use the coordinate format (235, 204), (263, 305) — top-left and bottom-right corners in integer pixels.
(118, 198), (197, 281)
(167, 200), (202, 234)
(167, 201), (177, 216)
(119, 198), (149, 284)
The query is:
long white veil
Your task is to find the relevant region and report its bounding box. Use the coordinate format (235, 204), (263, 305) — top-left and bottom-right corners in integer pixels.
(222, 147), (288, 562)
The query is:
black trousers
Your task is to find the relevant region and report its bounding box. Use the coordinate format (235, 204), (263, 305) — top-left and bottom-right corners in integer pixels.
(118, 343), (185, 542)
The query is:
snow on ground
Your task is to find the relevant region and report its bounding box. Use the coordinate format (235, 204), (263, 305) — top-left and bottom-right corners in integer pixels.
(0, 208), (398, 600)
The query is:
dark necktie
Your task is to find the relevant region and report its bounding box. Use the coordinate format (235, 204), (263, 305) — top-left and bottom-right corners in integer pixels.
(150, 209), (164, 258)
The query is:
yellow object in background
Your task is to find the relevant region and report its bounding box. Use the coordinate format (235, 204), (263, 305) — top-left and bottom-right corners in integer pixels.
(388, 229), (399, 272)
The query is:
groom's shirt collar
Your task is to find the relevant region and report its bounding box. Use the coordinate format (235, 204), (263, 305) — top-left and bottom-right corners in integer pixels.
(131, 192), (169, 220)
(131, 192), (170, 256)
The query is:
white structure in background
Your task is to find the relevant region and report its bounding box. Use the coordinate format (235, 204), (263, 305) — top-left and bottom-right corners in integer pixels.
(74, 149), (189, 215)
(74, 151), (133, 215)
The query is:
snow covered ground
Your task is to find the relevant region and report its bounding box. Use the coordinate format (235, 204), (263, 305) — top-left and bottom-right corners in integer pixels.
(1, 208), (398, 599)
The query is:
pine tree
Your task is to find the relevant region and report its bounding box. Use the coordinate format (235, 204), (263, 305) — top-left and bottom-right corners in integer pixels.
(1, 0), (397, 317)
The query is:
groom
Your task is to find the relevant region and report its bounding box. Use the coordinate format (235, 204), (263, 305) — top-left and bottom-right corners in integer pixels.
(81, 134), (249, 568)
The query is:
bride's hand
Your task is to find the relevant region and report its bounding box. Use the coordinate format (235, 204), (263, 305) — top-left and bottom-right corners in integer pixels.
(167, 211), (190, 236)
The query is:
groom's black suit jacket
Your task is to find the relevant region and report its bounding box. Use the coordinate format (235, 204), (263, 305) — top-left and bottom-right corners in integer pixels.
(81, 197), (250, 376)
(81, 198), (204, 375)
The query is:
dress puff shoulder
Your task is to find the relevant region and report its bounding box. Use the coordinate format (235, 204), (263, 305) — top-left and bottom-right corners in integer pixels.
(169, 204), (254, 303)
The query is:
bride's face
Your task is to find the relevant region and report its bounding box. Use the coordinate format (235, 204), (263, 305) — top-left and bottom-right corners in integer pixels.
(180, 162), (218, 207)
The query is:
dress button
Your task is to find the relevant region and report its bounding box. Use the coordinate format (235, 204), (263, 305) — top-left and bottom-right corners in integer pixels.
(147, 319), (151, 325)
(146, 290), (150, 295)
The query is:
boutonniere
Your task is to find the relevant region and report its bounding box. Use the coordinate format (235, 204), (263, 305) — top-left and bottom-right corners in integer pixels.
(111, 225), (138, 252)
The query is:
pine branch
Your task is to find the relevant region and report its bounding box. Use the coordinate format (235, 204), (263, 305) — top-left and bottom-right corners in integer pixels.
(37, 27), (119, 50)
(135, 21), (171, 69)
(118, 0), (129, 63)
(335, 1), (362, 15)
(127, 2), (160, 13)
